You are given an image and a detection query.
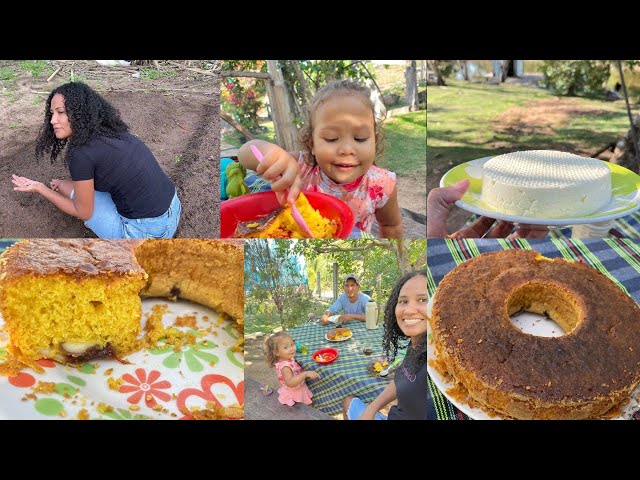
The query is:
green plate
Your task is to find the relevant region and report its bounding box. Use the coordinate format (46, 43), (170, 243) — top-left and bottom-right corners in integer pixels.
(440, 157), (640, 226)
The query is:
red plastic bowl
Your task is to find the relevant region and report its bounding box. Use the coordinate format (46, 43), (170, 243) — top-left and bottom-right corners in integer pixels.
(220, 191), (354, 238)
(312, 347), (339, 365)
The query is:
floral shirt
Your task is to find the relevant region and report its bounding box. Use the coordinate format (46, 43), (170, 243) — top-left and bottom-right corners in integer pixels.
(298, 158), (396, 236)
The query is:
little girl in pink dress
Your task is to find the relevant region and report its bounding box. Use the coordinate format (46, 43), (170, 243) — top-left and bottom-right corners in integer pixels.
(265, 332), (320, 406)
(237, 79), (404, 238)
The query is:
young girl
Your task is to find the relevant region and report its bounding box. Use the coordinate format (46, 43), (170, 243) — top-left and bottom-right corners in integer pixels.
(342, 269), (427, 420)
(238, 79), (403, 238)
(11, 82), (181, 239)
(265, 332), (320, 406)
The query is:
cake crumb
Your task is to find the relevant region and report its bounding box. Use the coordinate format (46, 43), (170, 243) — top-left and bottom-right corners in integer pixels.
(190, 402), (244, 420)
(33, 381), (57, 394)
(107, 377), (123, 391)
(129, 405), (141, 411)
(457, 339), (464, 344)
(173, 314), (197, 329)
(77, 409), (90, 420)
(477, 339), (483, 344)
(104, 368), (113, 376)
(97, 402), (114, 413)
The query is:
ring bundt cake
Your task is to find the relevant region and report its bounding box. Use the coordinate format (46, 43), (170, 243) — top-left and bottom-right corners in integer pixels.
(0, 239), (244, 366)
(429, 249), (640, 420)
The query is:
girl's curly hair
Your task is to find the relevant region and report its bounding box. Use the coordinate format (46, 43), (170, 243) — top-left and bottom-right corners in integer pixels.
(298, 79), (385, 166)
(35, 82), (129, 162)
(264, 331), (292, 367)
(382, 270), (427, 373)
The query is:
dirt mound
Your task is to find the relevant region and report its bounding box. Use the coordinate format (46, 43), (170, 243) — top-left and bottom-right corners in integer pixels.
(0, 61), (220, 238)
(495, 98), (610, 138)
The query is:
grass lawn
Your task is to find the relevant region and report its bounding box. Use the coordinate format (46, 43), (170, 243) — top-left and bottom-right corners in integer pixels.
(428, 80), (638, 175)
(244, 298), (330, 335)
(382, 110), (427, 176)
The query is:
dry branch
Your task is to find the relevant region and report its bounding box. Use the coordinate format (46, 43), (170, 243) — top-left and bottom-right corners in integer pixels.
(46, 67), (61, 83)
(219, 70), (271, 79)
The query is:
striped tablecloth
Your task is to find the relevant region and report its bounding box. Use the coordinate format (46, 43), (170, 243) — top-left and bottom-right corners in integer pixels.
(427, 237), (640, 420)
(288, 320), (406, 416)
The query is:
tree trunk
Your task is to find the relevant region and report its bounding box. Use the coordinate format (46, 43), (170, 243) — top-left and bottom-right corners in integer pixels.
(609, 114), (640, 173)
(405, 60), (419, 111)
(501, 60), (510, 82)
(430, 61), (446, 86)
(390, 238), (411, 273)
(459, 60), (469, 81)
(413, 240), (426, 271)
(291, 60), (313, 111)
(266, 60), (298, 151)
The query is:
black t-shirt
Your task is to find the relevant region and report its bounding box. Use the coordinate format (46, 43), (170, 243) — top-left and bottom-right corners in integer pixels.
(68, 132), (175, 219)
(387, 346), (427, 420)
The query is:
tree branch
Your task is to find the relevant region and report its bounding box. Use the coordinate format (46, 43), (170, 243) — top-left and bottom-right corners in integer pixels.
(219, 70), (272, 79)
(315, 240), (391, 253)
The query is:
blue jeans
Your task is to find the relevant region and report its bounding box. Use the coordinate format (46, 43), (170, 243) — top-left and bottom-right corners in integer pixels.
(345, 397), (387, 420)
(72, 189), (181, 239)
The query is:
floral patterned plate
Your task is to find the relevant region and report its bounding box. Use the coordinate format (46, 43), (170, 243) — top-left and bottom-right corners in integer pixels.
(0, 298), (244, 420)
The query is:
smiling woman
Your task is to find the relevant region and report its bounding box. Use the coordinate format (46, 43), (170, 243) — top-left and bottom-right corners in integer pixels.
(11, 82), (181, 239)
(342, 269), (427, 420)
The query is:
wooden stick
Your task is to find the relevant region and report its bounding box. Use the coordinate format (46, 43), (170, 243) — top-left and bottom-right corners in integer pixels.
(219, 70), (271, 79)
(166, 60), (219, 77)
(220, 111), (256, 140)
(46, 66), (62, 83)
(591, 142), (616, 159)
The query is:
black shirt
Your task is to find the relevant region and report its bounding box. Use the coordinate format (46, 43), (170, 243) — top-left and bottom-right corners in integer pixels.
(69, 132), (175, 219)
(387, 346), (427, 420)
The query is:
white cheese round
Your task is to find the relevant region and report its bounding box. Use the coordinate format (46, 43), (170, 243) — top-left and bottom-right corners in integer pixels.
(481, 150), (611, 218)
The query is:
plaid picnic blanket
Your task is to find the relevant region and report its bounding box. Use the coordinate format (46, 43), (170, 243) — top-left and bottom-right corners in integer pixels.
(288, 320), (407, 416)
(427, 237), (640, 420)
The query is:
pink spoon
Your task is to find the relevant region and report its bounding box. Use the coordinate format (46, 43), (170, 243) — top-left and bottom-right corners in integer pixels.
(250, 145), (314, 237)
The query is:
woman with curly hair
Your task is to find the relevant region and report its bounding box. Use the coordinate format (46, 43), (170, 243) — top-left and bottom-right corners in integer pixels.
(11, 82), (181, 238)
(342, 269), (427, 420)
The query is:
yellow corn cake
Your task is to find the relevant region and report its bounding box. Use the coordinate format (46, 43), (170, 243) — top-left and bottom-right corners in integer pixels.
(0, 239), (245, 366)
(132, 239), (244, 326)
(0, 240), (147, 363)
(237, 193), (338, 238)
